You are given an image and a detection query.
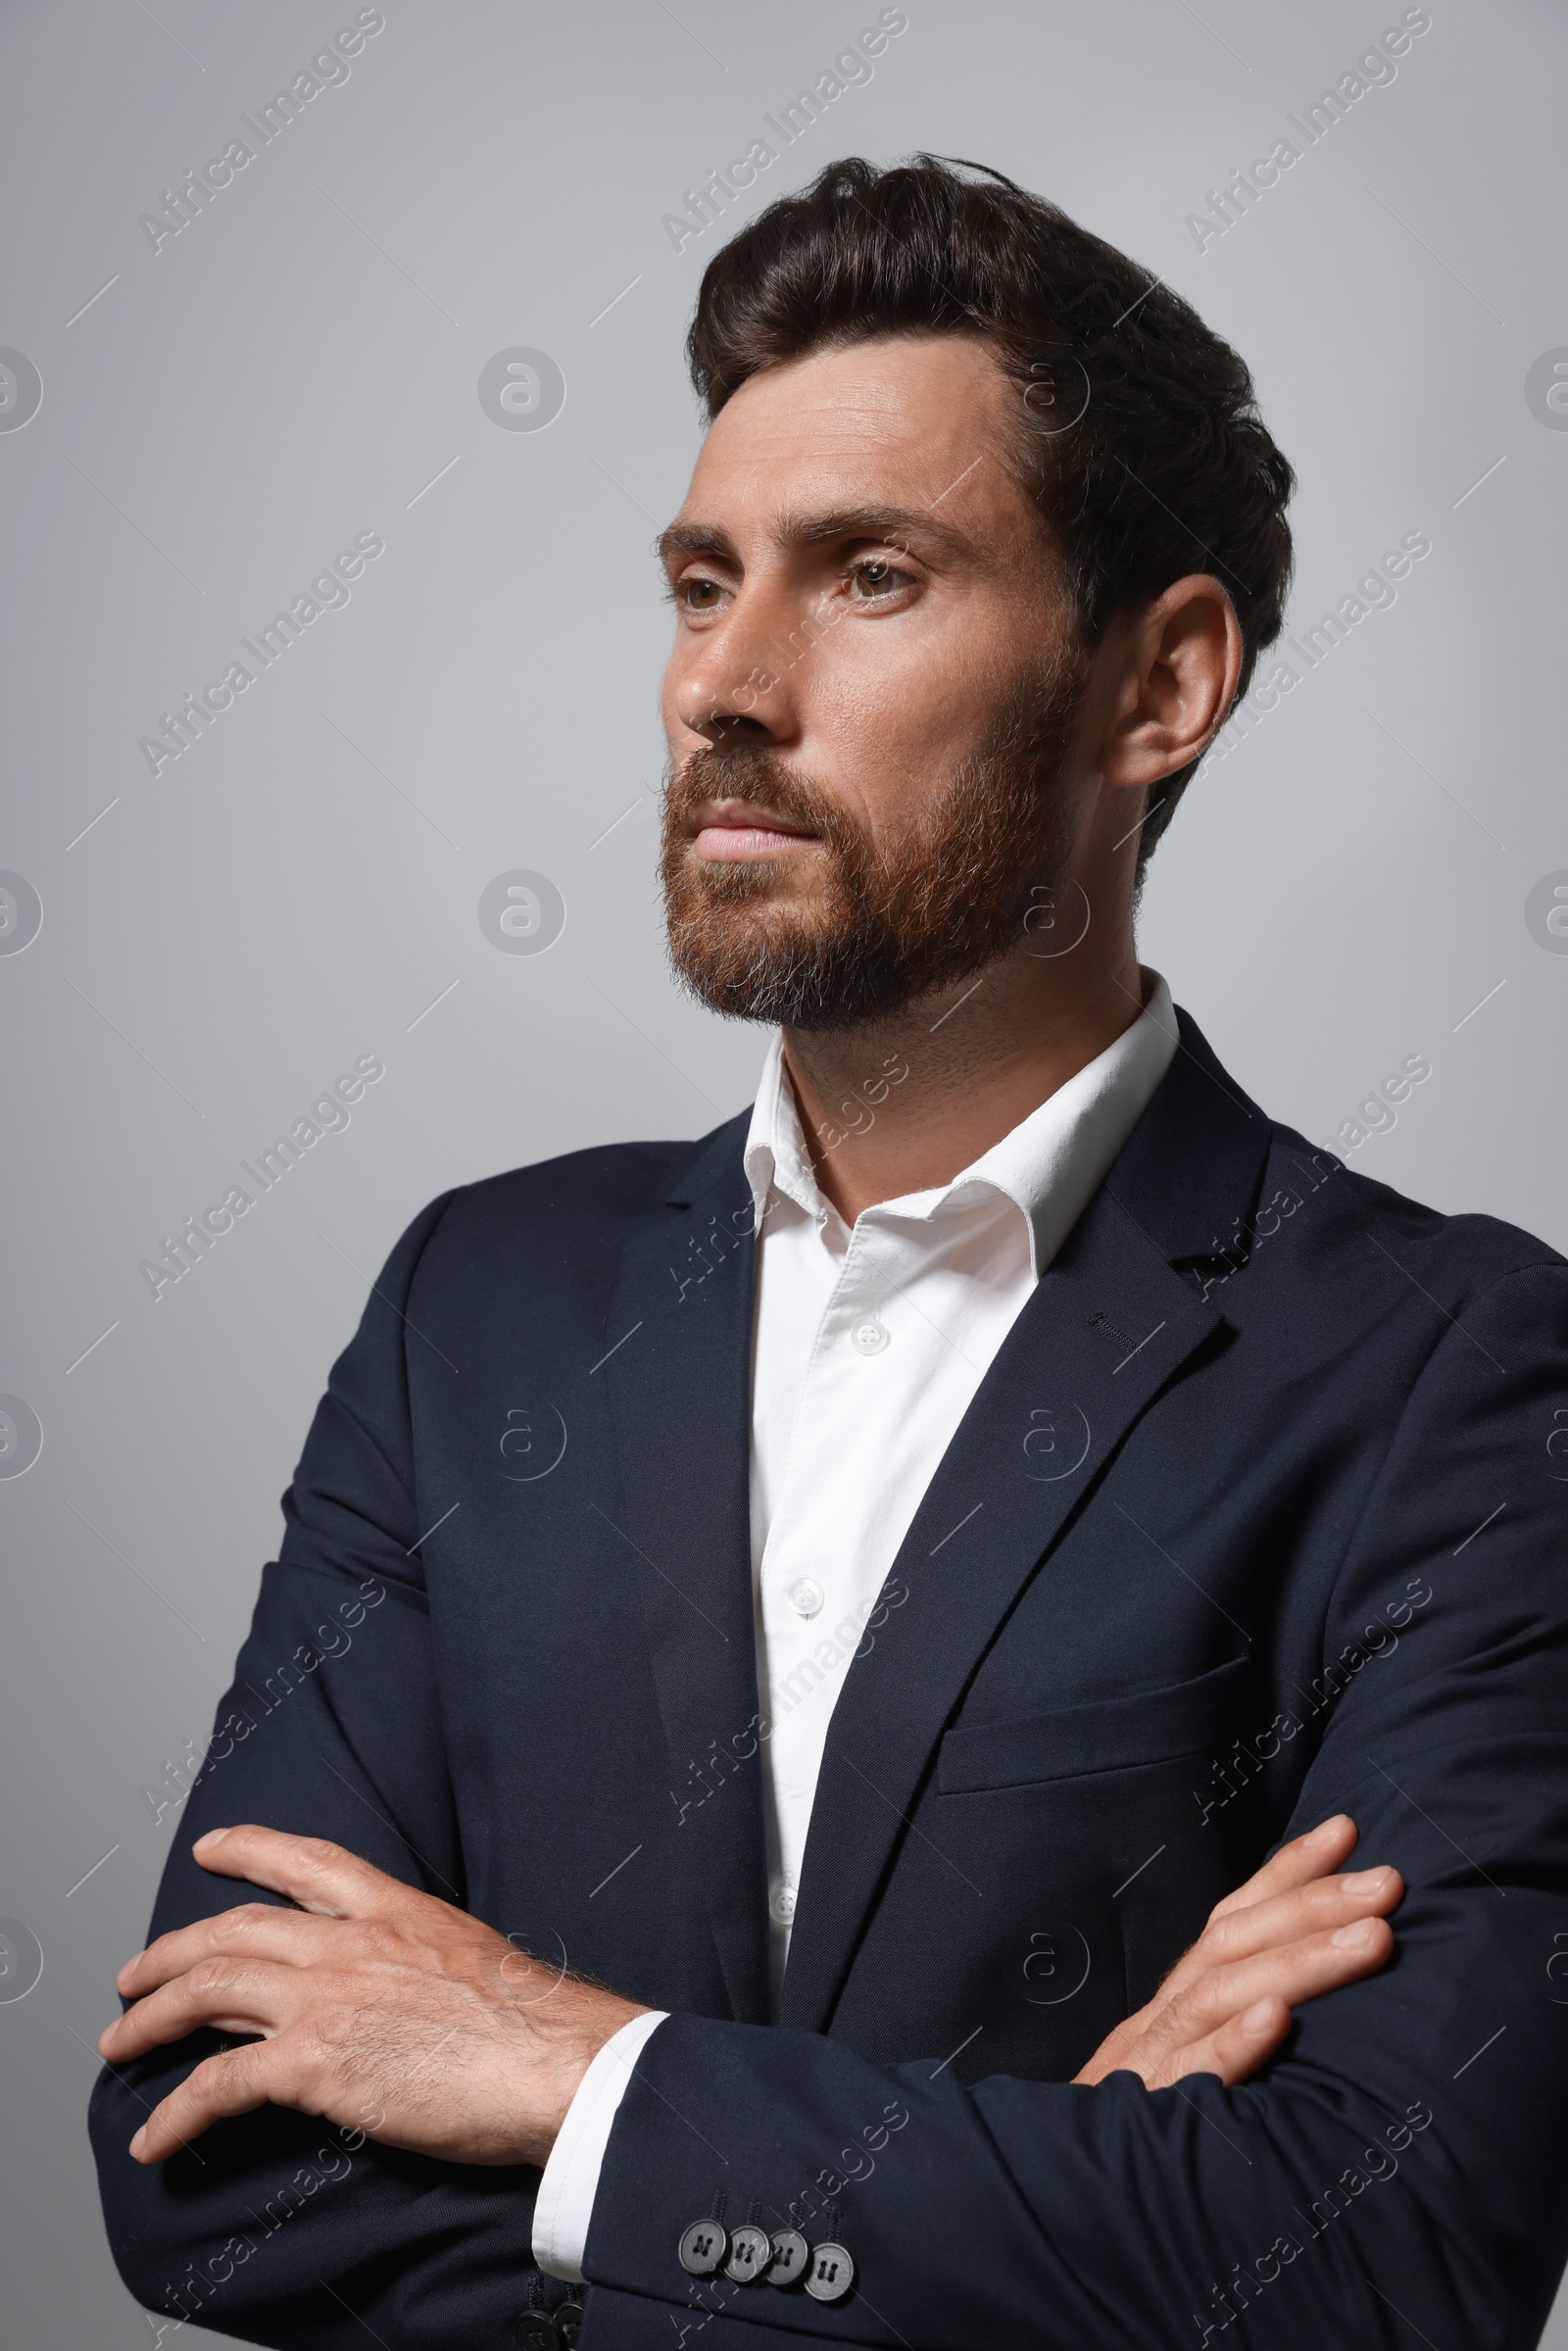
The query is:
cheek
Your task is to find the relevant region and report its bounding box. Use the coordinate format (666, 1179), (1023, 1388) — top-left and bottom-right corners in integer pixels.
(814, 637), (982, 797)
(801, 679), (946, 849)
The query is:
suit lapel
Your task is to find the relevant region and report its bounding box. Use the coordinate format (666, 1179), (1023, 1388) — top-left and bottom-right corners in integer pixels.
(779, 1009), (1273, 2032)
(599, 1114), (774, 2025)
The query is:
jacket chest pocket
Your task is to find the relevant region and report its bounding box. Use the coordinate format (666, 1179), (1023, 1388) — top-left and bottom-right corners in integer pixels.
(932, 1653), (1264, 2019)
(936, 1653), (1251, 1795)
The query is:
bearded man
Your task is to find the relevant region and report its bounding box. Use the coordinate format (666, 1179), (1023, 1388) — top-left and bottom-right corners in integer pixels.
(92, 156), (1568, 2351)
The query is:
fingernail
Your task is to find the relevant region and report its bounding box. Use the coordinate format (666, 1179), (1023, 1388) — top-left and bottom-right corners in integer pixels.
(1331, 1919), (1377, 1948)
(1341, 1868), (1388, 1893)
(1306, 1816), (1348, 1846)
(129, 2127), (147, 2159)
(193, 1828), (229, 1851)
(1244, 1997), (1276, 2031)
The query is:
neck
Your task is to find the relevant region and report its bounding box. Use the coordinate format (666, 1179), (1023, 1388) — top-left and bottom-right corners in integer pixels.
(780, 930), (1147, 1225)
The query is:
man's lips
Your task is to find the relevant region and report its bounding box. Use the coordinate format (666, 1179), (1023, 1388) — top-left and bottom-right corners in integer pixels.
(685, 800), (821, 862)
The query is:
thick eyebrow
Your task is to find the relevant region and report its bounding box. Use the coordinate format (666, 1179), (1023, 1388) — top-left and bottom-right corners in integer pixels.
(655, 504), (978, 571)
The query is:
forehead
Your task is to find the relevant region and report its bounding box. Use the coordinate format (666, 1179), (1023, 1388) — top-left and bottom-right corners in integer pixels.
(680, 333), (1031, 529)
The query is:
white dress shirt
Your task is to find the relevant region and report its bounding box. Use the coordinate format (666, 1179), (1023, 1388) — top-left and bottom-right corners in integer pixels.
(533, 971), (1179, 2281)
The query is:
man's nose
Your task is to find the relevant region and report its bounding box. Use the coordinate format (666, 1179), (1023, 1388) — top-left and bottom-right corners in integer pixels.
(673, 593), (802, 748)
(677, 690), (773, 750)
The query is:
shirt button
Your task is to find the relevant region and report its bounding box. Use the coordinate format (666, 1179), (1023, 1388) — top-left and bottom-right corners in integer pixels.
(769, 1880), (797, 1926)
(788, 1576), (825, 1618)
(851, 1318), (889, 1354)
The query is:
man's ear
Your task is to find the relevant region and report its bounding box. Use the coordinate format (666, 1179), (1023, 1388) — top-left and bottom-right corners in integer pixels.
(1093, 574), (1243, 790)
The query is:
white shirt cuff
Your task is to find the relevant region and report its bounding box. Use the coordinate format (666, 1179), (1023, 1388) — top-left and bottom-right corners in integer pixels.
(531, 2009), (669, 2282)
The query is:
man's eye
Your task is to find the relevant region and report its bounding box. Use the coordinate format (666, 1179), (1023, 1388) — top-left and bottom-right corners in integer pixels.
(848, 560), (913, 599)
(676, 577), (725, 612)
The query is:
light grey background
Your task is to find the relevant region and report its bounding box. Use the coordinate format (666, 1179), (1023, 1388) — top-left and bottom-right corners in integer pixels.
(2, 1), (1564, 2341)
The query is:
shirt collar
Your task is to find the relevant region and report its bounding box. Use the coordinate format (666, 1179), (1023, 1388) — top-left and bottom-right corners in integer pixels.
(742, 970), (1179, 1281)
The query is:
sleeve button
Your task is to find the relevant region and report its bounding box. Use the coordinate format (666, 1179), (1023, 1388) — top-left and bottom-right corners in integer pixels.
(764, 2227), (810, 2286)
(805, 2240), (856, 2303)
(677, 2218), (729, 2277)
(724, 2221), (773, 2282)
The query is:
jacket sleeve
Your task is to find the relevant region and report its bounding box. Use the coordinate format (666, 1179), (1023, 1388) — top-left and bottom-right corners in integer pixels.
(88, 1192), (552, 2351)
(573, 1260), (1568, 2350)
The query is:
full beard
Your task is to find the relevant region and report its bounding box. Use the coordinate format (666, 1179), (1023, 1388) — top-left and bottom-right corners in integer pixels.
(660, 655), (1089, 1031)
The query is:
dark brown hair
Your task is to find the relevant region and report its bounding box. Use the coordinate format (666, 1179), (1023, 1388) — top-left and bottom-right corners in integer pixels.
(686, 153), (1296, 881)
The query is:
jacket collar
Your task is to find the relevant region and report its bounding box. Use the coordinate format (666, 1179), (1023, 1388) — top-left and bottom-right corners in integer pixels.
(1102, 1004), (1272, 1262)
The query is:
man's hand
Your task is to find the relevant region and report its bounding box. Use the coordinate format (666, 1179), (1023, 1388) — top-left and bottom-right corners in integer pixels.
(98, 1825), (650, 2169)
(1074, 1813), (1402, 2089)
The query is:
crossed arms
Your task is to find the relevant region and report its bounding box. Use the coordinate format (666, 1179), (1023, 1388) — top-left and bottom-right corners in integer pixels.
(103, 1816), (1399, 2170)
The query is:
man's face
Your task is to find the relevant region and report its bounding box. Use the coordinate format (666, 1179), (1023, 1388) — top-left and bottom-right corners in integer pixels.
(657, 333), (1092, 1029)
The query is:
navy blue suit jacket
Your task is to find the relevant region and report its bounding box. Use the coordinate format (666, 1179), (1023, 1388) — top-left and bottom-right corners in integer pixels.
(92, 1010), (1568, 2347)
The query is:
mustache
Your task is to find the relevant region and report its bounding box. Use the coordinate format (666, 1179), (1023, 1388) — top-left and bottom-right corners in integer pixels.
(664, 743), (863, 852)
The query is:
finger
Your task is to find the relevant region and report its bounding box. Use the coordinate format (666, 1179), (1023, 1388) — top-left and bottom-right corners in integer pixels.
(189, 1826), (418, 1922)
(1155, 1993), (1294, 2090)
(116, 1903), (349, 1999)
(1203, 1864), (1401, 1961)
(130, 2034), (318, 2164)
(1205, 1814), (1361, 1925)
(1155, 1915), (1395, 2054)
(101, 1957), (312, 2062)
(1156, 1864), (1402, 2002)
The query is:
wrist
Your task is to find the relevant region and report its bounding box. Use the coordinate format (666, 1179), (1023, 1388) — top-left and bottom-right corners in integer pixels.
(514, 1996), (655, 2168)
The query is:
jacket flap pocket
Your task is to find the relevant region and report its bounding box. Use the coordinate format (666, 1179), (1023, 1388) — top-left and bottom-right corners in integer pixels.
(938, 1653), (1250, 1794)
